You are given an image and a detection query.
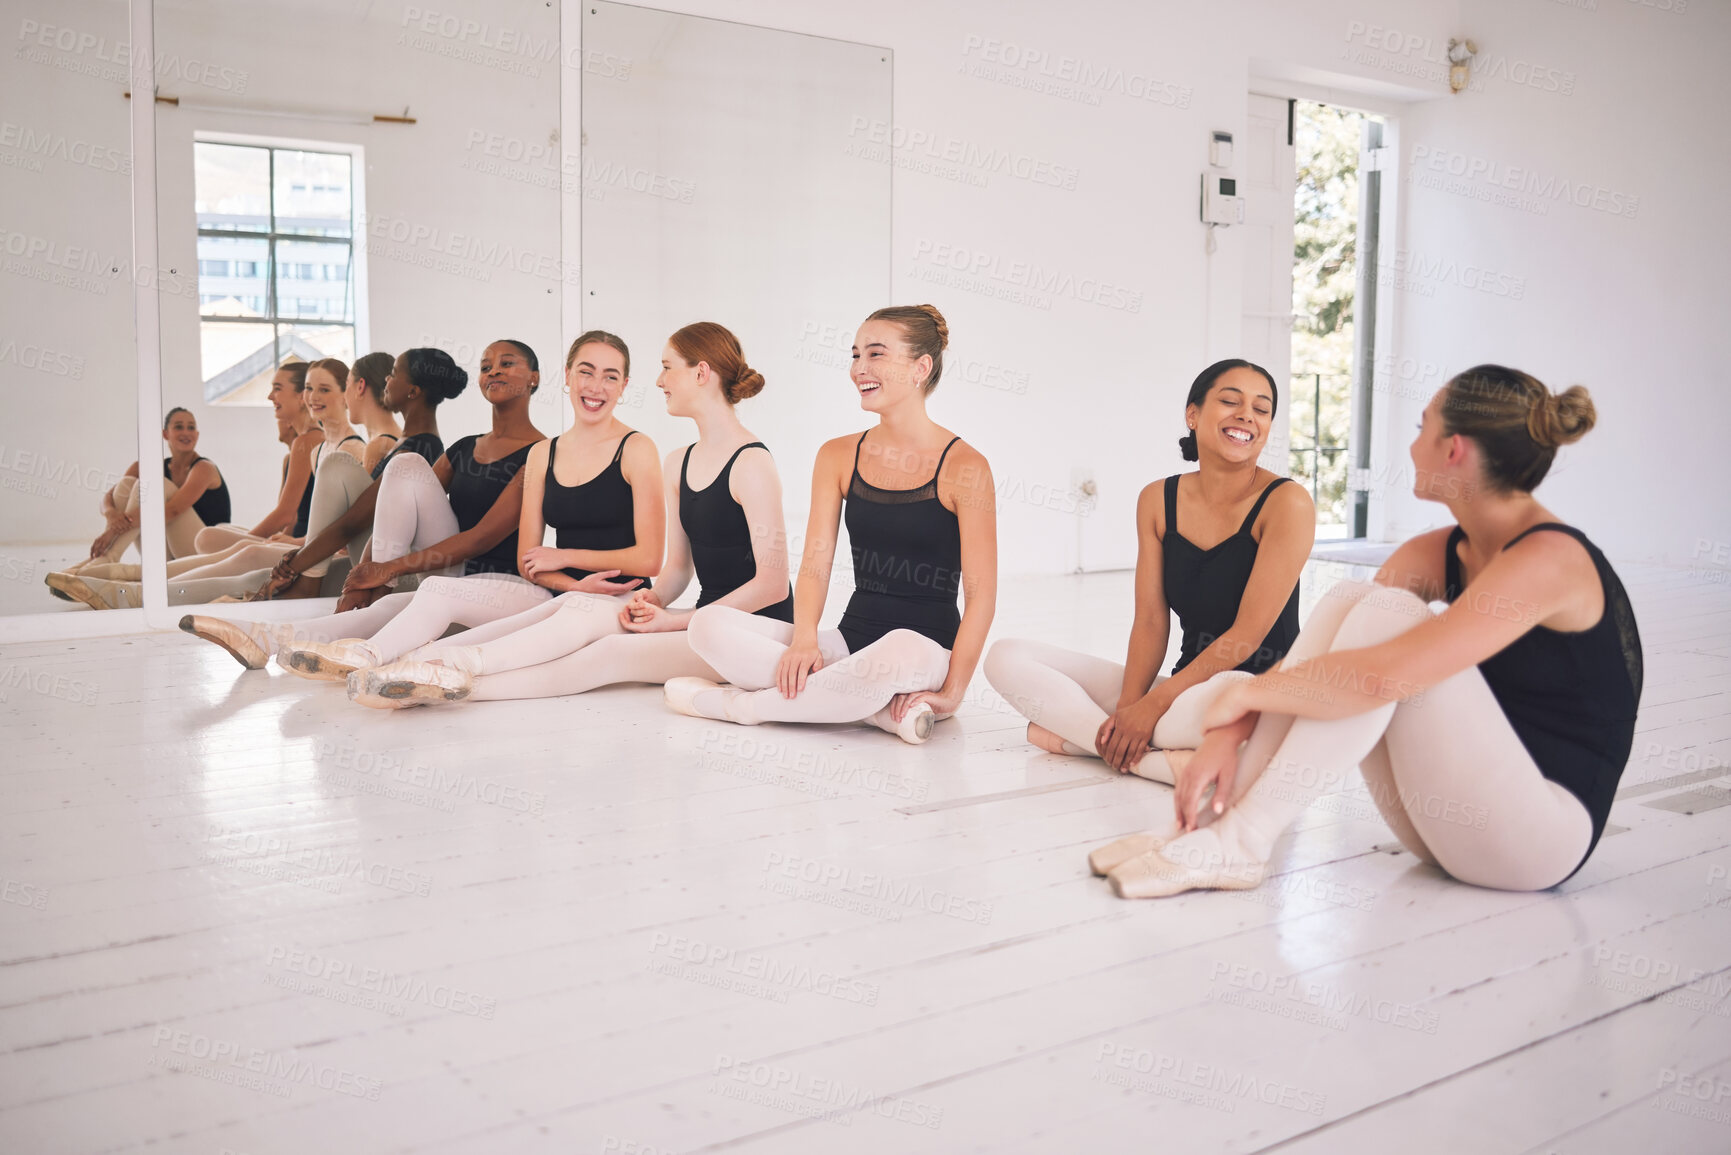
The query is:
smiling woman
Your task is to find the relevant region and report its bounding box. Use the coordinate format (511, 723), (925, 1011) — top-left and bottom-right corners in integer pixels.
(984, 357), (1315, 783)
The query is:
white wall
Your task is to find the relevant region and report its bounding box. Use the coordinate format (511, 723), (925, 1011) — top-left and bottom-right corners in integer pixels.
(583, 0), (1727, 570)
(6, 0), (1726, 575)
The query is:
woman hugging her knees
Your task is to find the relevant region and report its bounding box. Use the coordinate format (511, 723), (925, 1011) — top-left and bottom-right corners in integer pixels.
(985, 359), (1314, 780)
(339, 321), (795, 707)
(1096, 365), (1641, 900)
(665, 303), (998, 745)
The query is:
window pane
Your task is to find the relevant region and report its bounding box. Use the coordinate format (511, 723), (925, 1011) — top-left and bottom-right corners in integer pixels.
(274, 239), (351, 321)
(274, 150), (352, 237)
(195, 143), (270, 233)
(196, 235), (269, 319)
(200, 320), (279, 403)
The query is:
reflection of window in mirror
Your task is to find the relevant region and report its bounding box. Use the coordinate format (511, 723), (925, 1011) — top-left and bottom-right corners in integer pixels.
(194, 140), (365, 406)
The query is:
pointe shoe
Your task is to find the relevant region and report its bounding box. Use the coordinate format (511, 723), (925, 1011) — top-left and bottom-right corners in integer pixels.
(179, 614), (271, 670)
(279, 639), (381, 682)
(45, 573), (140, 610)
(896, 701), (937, 744)
(663, 677), (754, 723)
(1027, 722), (1088, 756)
(45, 571), (74, 600)
(1087, 831), (1172, 877)
(1107, 838), (1265, 899)
(347, 660), (472, 709)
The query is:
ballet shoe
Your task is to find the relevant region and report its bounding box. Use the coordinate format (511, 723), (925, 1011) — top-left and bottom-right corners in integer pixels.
(1106, 836), (1265, 899)
(1027, 722), (1088, 756)
(45, 573), (140, 610)
(896, 701), (937, 744)
(1086, 831), (1172, 877)
(347, 660), (472, 709)
(279, 639), (380, 682)
(664, 677), (753, 723)
(45, 571), (74, 600)
(178, 614), (270, 670)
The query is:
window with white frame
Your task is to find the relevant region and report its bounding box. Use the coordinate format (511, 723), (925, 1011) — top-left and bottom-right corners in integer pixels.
(194, 141), (358, 403)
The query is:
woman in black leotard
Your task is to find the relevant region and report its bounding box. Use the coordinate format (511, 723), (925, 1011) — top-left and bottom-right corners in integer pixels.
(346, 322), (799, 707)
(984, 359), (1315, 781)
(1102, 364), (1642, 899)
(181, 340), (546, 671)
(666, 304), (998, 745)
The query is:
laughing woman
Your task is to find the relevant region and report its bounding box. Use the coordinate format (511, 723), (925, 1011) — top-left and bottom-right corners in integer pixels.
(1099, 366), (1642, 900)
(180, 340), (546, 669)
(263, 331), (662, 696)
(984, 359), (1314, 782)
(666, 304), (996, 745)
(345, 322), (792, 707)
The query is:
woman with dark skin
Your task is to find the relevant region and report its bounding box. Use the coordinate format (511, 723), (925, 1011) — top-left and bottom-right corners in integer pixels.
(985, 360), (1314, 781)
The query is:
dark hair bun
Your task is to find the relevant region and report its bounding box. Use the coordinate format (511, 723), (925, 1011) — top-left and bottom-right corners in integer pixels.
(1178, 431), (1199, 462)
(403, 347), (468, 403)
(729, 366), (765, 403)
(1528, 384), (1595, 449)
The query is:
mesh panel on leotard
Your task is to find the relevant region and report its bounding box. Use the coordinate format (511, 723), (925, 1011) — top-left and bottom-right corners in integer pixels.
(835, 433), (963, 654)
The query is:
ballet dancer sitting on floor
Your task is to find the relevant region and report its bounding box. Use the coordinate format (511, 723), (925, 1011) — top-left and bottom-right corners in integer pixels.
(1094, 365), (1642, 899)
(321, 330), (658, 705)
(984, 358), (1313, 782)
(179, 340), (546, 669)
(665, 303), (997, 745)
(344, 322), (795, 707)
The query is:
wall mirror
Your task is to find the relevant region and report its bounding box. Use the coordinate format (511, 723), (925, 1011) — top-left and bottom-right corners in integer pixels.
(581, 2), (892, 555)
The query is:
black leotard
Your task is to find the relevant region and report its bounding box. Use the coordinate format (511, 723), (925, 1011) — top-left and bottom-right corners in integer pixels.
(164, 456), (231, 526)
(543, 431), (651, 589)
(1161, 473), (1300, 675)
(446, 434), (538, 576)
(836, 433), (963, 654)
(1443, 523), (1642, 874)
(679, 443), (793, 621)
(372, 432), (443, 481)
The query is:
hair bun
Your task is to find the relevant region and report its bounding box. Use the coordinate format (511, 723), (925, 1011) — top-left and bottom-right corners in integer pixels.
(1177, 431), (1199, 462)
(730, 366), (765, 403)
(916, 303), (950, 350)
(1528, 384), (1596, 449)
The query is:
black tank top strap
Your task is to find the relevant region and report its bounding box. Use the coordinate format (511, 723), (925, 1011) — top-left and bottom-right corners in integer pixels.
(1161, 473), (1183, 538)
(338, 434), (363, 446)
(611, 429), (636, 464)
(1443, 525), (1468, 600)
(932, 436), (961, 480)
(722, 440), (766, 475)
(1237, 476), (1292, 536)
(1505, 521), (1579, 550)
(851, 431), (869, 480)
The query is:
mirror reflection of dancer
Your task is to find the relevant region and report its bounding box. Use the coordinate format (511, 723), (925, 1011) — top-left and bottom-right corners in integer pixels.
(985, 360), (1313, 780)
(248, 348), (463, 600)
(1099, 367), (1643, 900)
(47, 408), (232, 608)
(192, 353), (399, 555)
(346, 323), (795, 707)
(318, 331), (656, 703)
(179, 341), (545, 669)
(665, 304), (997, 745)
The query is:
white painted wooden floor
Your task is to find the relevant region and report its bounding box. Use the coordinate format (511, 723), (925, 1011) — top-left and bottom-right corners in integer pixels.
(2, 561), (1729, 1154)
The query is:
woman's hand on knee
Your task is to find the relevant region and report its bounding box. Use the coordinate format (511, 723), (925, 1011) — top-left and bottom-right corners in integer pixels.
(344, 561), (394, 593)
(620, 593), (680, 634)
(776, 642), (824, 699)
